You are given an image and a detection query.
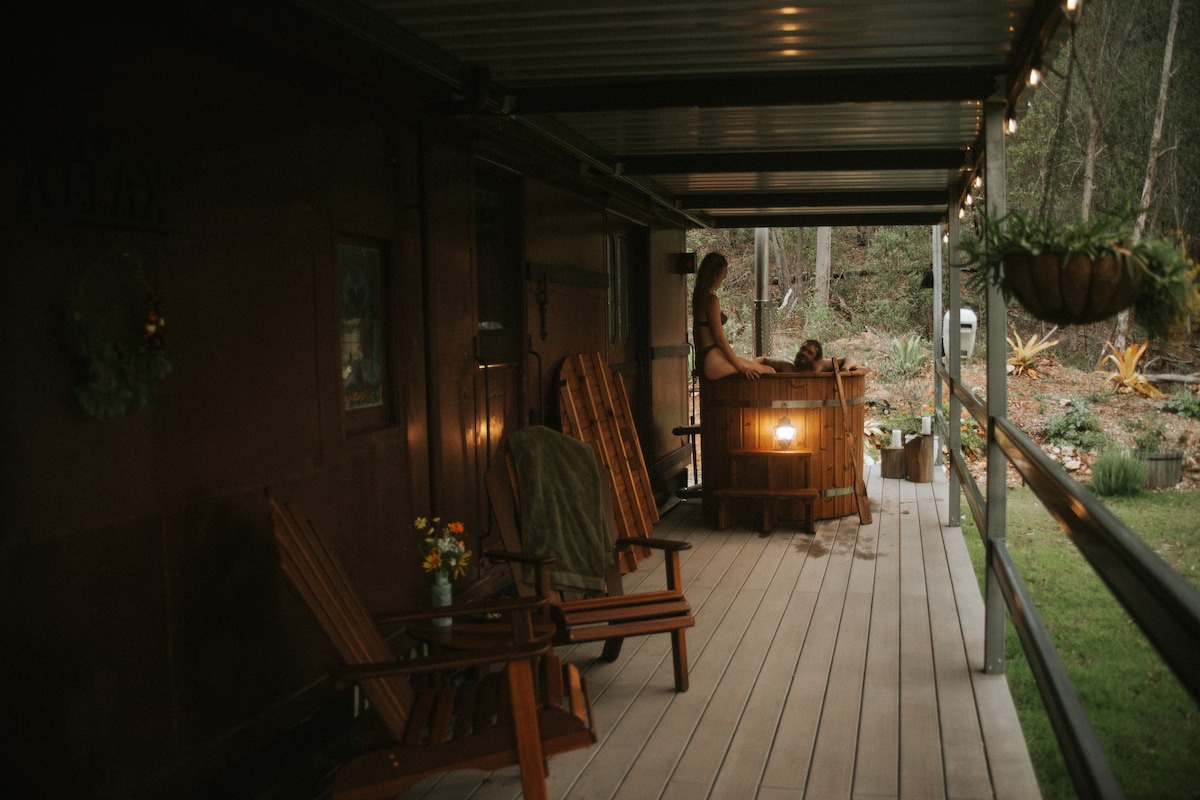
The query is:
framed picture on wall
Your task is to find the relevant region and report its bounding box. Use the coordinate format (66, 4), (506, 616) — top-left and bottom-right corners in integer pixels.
(338, 239), (389, 421)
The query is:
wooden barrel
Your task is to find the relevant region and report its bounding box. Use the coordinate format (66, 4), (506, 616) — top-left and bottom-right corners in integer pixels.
(1144, 452), (1182, 489)
(699, 371), (866, 524)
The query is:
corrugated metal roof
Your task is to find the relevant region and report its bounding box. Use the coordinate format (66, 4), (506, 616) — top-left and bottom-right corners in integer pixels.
(294, 0), (1071, 227)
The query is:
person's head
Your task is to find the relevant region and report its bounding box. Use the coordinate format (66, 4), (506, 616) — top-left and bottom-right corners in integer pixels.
(694, 253), (729, 299)
(794, 339), (823, 370)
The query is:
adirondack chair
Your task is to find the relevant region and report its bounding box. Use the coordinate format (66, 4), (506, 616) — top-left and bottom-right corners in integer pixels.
(267, 493), (597, 800)
(484, 426), (695, 692)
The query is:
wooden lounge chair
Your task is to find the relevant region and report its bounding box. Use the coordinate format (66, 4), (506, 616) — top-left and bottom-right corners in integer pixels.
(485, 427), (695, 692)
(267, 493), (597, 800)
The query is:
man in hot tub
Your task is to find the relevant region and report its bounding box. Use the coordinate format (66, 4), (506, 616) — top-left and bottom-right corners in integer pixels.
(756, 339), (858, 373)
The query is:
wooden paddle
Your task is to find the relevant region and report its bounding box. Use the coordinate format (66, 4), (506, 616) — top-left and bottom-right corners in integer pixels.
(832, 360), (872, 525)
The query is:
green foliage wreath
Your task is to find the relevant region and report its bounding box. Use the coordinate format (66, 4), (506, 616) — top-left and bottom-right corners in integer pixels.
(67, 253), (172, 419)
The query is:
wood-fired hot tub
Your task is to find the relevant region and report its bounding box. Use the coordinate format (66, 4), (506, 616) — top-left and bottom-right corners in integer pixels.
(699, 371), (866, 527)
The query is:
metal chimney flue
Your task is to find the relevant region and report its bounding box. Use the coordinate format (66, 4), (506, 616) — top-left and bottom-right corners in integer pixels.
(754, 227), (771, 356)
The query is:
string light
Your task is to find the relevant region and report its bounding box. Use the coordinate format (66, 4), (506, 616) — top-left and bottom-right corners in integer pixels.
(1028, 65), (1042, 87)
(1005, 113), (1019, 134)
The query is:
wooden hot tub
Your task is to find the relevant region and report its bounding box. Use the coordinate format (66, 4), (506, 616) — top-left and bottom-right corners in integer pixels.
(699, 371), (866, 527)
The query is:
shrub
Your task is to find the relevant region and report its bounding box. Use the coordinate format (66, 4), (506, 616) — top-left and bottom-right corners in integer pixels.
(880, 335), (928, 382)
(880, 404), (924, 437)
(1159, 388), (1200, 420)
(1132, 416), (1167, 454)
(942, 401), (986, 458)
(800, 300), (854, 345)
(1043, 399), (1110, 452)
(1089, 449), (1147, 497)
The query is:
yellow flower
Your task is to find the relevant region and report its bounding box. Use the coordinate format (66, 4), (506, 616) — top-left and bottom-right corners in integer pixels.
(422, 550), (442, 572)
(453, 550), (471, 579)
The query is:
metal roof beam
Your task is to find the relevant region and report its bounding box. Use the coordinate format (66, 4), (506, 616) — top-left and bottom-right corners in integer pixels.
(617, 149), (966, 175)
(677, 190), (948, 209)
(513, 68), (997, 113)
(708, 211), (945, 228)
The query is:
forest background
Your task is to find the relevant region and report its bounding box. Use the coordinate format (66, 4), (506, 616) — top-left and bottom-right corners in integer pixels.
(687, 0), (1199, 384)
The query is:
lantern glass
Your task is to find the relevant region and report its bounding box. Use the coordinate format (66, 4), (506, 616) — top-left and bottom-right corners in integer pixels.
(775, 416), (796, 449)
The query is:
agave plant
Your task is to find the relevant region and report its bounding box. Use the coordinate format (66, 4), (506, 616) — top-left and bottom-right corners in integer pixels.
(1006, 325), (1059, 379)
(1095, 341), (1164, 399)
(882, 334), (928, 380)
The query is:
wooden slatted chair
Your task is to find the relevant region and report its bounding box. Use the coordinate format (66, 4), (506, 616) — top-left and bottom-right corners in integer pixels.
(484, 428), (695, 692)
(267, 493), (597, 800)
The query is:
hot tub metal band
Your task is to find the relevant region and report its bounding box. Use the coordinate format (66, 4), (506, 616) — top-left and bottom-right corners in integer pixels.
(707, 397), (865, 409)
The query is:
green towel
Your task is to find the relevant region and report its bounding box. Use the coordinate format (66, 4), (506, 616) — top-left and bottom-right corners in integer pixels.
(508, 425), (609, 594)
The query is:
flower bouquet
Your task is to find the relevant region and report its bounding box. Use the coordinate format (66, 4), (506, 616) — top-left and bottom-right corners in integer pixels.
(415, 516), (471, 626)
(415, 516), (471, 580)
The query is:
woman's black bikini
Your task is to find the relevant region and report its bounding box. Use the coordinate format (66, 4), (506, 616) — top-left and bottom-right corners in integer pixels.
(694, 311), (729, 366)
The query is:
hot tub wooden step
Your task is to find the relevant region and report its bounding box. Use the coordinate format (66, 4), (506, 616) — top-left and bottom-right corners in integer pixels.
(714, 487), (817, 533)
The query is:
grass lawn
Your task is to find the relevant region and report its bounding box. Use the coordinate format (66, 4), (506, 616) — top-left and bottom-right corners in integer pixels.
(961, 488), (1200, 800)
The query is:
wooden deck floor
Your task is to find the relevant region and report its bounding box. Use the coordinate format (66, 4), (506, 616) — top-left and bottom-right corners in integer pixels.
(398, 464), (1041, 800)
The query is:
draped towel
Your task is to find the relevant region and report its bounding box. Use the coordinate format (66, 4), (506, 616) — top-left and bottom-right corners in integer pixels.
(507, 425), (609, 594)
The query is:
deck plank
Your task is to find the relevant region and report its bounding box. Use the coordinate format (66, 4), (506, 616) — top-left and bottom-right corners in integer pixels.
(759, 520), (856, 793)
(920, 478), (994, 800)
(854, 466), (902, 798)
(707, 530), (817, 799)
(609, 530), (774, 800)
(395, 466), (1039, 800)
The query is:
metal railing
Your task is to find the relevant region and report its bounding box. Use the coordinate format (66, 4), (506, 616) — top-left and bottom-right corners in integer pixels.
(937, 362), (1200, 799)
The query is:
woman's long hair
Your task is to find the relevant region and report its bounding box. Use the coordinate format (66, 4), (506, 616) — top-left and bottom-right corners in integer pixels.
(692, 252), (727, 313)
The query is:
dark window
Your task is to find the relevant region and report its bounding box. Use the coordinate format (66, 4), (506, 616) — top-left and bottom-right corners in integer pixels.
(608, 232), (630, 344)
(475, 166), (522, 366)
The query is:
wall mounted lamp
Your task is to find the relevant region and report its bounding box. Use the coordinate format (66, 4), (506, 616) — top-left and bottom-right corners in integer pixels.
(673, 252), (696, 274)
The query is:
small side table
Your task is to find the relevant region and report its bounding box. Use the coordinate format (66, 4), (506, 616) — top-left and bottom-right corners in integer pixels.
(880, 446), (906, 478)
(408, 619), (556, 652)
(904, 434), (935, 483)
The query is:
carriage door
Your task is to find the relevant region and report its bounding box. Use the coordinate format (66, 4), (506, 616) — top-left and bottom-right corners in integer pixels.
(605, 214), (651, 453)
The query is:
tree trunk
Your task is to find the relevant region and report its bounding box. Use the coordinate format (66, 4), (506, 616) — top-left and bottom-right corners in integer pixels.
(770, 228), (800, 314)
(1113, 0), (1180, 350)
(795, 227), (806, 327)
(815, 226), (832, 307)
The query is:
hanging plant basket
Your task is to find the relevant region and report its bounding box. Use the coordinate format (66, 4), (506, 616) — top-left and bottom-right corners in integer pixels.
(958, 203), (1198, 339)
(1001, 250), (1142, 326)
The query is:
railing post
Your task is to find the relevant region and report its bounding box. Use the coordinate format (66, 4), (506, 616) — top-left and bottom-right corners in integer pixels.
(982, 92), (1009, 674)
(931, 223), (944, 475)
(943, 210), (962, 526)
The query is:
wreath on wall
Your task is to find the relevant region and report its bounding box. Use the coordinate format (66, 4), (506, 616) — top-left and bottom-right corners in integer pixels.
(68, 252), (172, 419)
